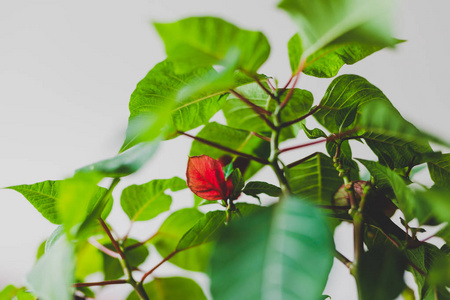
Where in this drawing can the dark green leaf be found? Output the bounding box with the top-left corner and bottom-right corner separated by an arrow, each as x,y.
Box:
120,177 -> 186,222
286,152 -> 343,205
27,237 -> 75,300
278,0 -> 396,59
127,277 -> 207,300
176,203 -> 262,251
358,246 -> 406,300
230,168 -> 245,200
152,208 -> 210,272
103,238 -> 149,281
210,196 -> 334,300
302,122 -> 327,139
189,122 -> 270,179
242,181 -> 281,200
223,163 -> 234,179
428,153 -> 450,187
335,102 -> 359,131
77,141 -> 159,177
154,17 -> 270,73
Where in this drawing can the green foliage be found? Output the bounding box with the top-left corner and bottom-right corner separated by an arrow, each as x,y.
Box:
242,181 -> 282,200
286,152 -> 343,204
120,177 -> 186,222
127,277 -> 207,300
154,17 -> 270,73
428,153 -> 450,187
209,196 -> 334,300
152,208 -> 211,272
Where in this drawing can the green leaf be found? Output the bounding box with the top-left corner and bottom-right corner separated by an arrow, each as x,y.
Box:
152,208 -> 210,272
326,140 -> 360,180
358,101 -> 442,168
428,153 -> 450,187
7,180 -> 62,224
189,122 -> 270,179
286,153 -> 343,205
335,101 -> 359,132
414,187 -> 450,224
120,177 -> 186,222
103,238 -> 149,281
45,225 -> 65,253
27,236 -> 75,300
77,141 -> 159,177
209,196 -> 334,300
222,84 -> 313,139
0,285 -> 21,299
242,181 -> 281,200
154,17 -> 270,73
288,33 -> 404,77
278,0 -> 396,60
127,277 -> 207,300
14,290 -> 36,300
176,203 -> 262,251
357,246 -> 406,300
302,122 -> 327,139
74,241 -> 103,281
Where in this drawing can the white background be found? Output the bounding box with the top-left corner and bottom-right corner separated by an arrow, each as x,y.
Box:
1,0 -> 449,299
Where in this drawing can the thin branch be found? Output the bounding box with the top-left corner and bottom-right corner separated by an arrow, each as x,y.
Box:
141,251 -> 178,283
334,250 -> 353,270
178,131 -> 269,165
286,152 -> 319,168
267,79 -> 276,92
280,105 -> 321,128
279,59 -> 306,109
88,237 -> 119,258
229,89 -> 271,116
253,76 -> 276,99
99,218 -> 127,261
126,232 -> 158,251
74,280 -> 127,288
251,131 -> 271,142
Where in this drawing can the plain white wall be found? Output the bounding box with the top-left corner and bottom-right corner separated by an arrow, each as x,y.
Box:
1,0 -> 449,299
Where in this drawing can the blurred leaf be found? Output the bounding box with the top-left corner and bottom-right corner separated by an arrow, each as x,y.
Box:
14,290 -> 36,300
177,203 -> 262,251
36,241 -> 46,261
428,153 -> 450,187
27,236 -> 75,300
278,0 -> 397,60
77,141 -> 159,177
0,285 -> 21,299
152,208 -> 210,272
74,241 -> 103,281
121,177 -> 186,222
45,225 -> 65,253
357,246 -> 406,300
210,196 -> 334,300
242,181 -> 281,200
286,152 -> 343,205
154,17 -> 270,73
127,277 -> 207,300
189,122 -> 270,179
103,238 -> 149,281
288,33 -> 403,77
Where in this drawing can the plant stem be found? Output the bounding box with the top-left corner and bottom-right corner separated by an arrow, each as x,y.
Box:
279,59 -> 305,109
178,131 -> 269,165
99,218 -> 149,300
230,89 -> 272,116
74,280 -> 128,288
88,237 -> 119,258
125,232 -> 158,251
141,250 -> 179,283
252,75 -> 276,99
280,105 -> 321,128
334,250 -> 353,270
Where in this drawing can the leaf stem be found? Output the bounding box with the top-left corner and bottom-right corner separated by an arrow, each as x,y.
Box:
178,131 -> 269,165
280,105 -> 321,128
279,59 -> 306,110
334,250 -> 353,270
141,250 -> 179,283
74,280 -> 128,288
125,232 -> 158,251
252,75 -> 276,99
88,237 -> 119,258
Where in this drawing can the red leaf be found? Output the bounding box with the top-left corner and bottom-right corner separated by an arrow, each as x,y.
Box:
187,155 -> 229,201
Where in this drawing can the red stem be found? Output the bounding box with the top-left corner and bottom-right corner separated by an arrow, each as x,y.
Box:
141,251 -> 178,283
74,280 -> 127,288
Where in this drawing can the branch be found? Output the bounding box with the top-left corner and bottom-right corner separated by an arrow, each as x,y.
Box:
178,131 -> 269,165
74,280 -> 127,288
141,250 -> 178,283
125,232 -> 158,251
251,131 -> 271,142
279,59 -> 306,109
99,218 -> 127,261
334,250 -> 353,270
88,237 -> 119,258
280,105 -> 321,128
252,76 -> 276,99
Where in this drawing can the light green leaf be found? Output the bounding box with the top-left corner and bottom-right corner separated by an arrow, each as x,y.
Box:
189,122 -> 270,179
223,84 -> 313,139
127,277 -> 207,300
428,153 -> 450,187
242,181 -> 281,200
286,153 -> 344,205
45,225 -> 65,253
154,17 -> 270,73
14,290 -> 36,300
27,236 -> 75,300
77,141 -> 159,177
120,177 -> 186,222
0,285 -> 21,299
74,241 -> 103,281
278,0 -> 396,60
357,246 -> 406,300
176,203 -> 262,251
210,196 -> 334,300
288,33 -> 403,77
152,208 -> 210,272
7,181 -> 61,224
